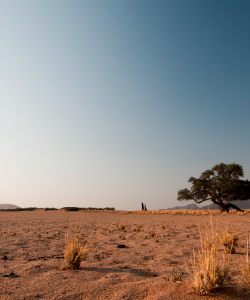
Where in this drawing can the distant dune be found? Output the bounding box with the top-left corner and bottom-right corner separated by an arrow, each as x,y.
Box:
0,204 -> 21,210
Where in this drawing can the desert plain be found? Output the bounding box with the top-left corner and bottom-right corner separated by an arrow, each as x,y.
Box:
1,209 -> 250,300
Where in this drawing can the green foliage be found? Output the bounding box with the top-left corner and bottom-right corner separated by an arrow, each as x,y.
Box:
178,163 -> 250,212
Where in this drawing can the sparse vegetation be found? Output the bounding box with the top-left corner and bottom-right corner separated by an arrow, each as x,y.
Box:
64,221 -> 101,269
150,231 -> 156,238
118,223 -> 125,231
165,266 -> 182,282
191,216 -> 230,294
137,224 -> 142,231
217,226 -> 239,254
240,240 -> 250,288
108,223 -> 113,233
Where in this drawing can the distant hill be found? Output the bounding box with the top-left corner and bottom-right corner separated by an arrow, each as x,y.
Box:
168,201 -> 250,210
0,204 -> 21,210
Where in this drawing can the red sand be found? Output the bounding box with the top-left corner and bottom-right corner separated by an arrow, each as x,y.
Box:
0,210 -> 249,299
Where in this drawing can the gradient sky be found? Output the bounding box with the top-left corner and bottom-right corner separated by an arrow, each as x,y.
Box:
1,1 -> 250,210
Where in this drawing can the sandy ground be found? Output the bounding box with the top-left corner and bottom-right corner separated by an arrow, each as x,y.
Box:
0,210 -> 250,299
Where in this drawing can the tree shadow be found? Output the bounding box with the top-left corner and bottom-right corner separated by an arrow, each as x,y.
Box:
81,266 -> 158,278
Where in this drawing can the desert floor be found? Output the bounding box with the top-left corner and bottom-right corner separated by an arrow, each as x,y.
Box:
0,210 -> 250,300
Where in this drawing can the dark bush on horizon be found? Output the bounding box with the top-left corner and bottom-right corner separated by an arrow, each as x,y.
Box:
63,207 -> 115,211
44,207 -> 58,211
63,207 -> 81,211
0,207 -> 39,212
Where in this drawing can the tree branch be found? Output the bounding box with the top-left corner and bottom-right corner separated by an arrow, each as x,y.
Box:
193,197 -> 212,204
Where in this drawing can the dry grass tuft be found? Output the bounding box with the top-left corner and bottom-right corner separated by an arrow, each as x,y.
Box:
217,224 -> 239,254
191,215 -> 230,295
137,224 -> 142,231
64,221 -> 101,269
118,223 -> 125,231
150,231 -> 156,238
239,239 -> 250,288
165,266 -> 182,282
108,223 -> 113,233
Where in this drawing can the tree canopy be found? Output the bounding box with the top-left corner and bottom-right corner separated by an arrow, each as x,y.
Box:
177,163 -> 250,212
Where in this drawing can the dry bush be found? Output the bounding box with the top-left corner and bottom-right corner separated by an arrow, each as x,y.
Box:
165,266 -> 182,282
64,221 -> 101,269
217,225 -> 239,254
150,231 -> 156,238
137,224 -> 142,231
191,216 -> 230,295
118,223 -> 125,231
108,223 -> 113,233
237,211 -> 248,216
239,239 -> 250,288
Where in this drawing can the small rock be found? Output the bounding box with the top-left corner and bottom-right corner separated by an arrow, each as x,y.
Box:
117,244 -> 127,248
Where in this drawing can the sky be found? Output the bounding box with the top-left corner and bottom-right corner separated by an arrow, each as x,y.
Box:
1,1 -> 250,210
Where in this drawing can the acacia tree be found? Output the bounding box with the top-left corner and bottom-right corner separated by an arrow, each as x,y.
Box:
177,163 -> 250,212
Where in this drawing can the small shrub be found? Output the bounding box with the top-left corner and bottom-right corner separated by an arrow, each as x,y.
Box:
118,223 -> 125,231
64,222 -> 101,269
165,266 -> 182,282
240,239 -> 250,288
108,223 -> 113,233
137,224 -> 142,231
191,216 -> 230,294
150,231 -> 155,238
217,226 -> 239,254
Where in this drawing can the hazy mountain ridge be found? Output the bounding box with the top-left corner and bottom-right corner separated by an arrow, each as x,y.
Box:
0,204 -> 21,210
168,201 -> 250,210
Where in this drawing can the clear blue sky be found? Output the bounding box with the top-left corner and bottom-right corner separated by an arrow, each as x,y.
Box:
1,1 -> 249,210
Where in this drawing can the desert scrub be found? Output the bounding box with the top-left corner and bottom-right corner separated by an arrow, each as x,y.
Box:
239,240 -> 250,288
217,225 -> 239,254
191,216 -> 230,295
108,223 -> 113,233
137,224 -> 142,231
64,222 -> 101,269
150,231 -> 156,238
165,266 -> 182,282
118,223 -> 125,231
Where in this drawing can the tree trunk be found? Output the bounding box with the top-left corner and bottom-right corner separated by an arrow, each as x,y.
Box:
212,198 -> 243,213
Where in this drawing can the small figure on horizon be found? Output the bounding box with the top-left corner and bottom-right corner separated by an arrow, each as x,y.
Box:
141,202 -> 147,211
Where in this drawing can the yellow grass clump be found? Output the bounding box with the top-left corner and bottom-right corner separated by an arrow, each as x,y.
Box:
240,239 -> 250,288
191,215 -> 230,295
217,225 -> 239,254
64,221 -> 101,269
118,223 -> 125,231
